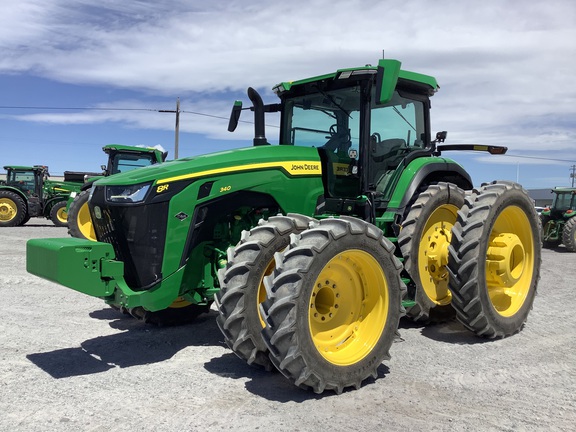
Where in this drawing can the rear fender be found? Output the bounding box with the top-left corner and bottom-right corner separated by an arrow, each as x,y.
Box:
386,159 -> 472,214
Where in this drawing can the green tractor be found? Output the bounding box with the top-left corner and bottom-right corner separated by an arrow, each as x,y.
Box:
27,58 -> 541,394
0,165 -> 85,227
66,144 -> 167,240
541,187 -> 576,251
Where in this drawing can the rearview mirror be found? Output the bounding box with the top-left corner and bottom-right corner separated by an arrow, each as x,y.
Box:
228,100 -> 243,132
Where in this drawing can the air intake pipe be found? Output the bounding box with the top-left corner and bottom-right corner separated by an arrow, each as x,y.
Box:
247,87 -> 268,146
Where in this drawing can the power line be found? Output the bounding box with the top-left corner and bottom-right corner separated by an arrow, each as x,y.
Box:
0,104 -> 278,127
503,153 -> 576,163
0,105 -> 570,159
0,105 -> 157,112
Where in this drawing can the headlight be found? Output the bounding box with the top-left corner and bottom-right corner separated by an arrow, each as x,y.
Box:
105,182 -> 152,203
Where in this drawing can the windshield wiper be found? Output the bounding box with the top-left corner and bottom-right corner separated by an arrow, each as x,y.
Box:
393,106 -> 416,131
313,85 -> 351,118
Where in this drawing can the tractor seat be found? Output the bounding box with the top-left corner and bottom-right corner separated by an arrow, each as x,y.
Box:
369,138 -> 406,192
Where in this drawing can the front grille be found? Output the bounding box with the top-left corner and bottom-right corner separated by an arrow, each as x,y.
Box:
90,186 -> 168,290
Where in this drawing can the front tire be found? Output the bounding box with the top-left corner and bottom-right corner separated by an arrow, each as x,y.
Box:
50,201 -> 68,227
448,181 -> 541,338
261,217 -> 405,394
0,190 -> 26,227
215,214 -> 316,371
562,217 -> 576,252
398,182 -> 465,322
67,190 -> 96,240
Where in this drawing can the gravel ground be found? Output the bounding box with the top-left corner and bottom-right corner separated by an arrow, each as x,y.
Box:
1,219 -> 575,432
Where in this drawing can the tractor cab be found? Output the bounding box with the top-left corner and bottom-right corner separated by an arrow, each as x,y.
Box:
549,188 -> 576,216
103,144 -> 168,176
4,165 -> 48,199
274,65 -> 434,214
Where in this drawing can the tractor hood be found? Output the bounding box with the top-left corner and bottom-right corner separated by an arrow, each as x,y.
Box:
92,145 -> 323,188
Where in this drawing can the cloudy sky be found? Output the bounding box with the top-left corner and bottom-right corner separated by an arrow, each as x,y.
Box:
1,0 -> 575,189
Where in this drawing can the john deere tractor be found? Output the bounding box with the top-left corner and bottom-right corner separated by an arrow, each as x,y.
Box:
541,187 -> 576,251
66,144 -> 167,240
0,165 -> 84,227
27,58 -> 541,394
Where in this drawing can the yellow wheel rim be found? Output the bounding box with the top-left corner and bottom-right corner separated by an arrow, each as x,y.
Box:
257,258 -> 276,328
485,205 -> 535,317
77,201 -> 97,241
309,250 -> 389,366
56,206 -> 68,223
0,198 -> 18,222
417,204 -> 459,306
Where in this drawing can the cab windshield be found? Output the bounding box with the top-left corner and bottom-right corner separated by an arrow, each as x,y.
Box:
553,192 -> 576,211
111,153 -> 156,175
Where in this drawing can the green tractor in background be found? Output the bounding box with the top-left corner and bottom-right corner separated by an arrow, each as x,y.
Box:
66,144 -> 167,240
27,58 -> 541,394
0,165 -> 85,227
541,187 -> 576,251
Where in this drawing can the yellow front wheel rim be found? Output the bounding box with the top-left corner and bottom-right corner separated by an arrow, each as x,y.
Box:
309,250 -> 389,366
56,206 -> 67,223
77,201 -> 96,241
486,205 -> 535,317
0,198 -> 18,222
257,258 -> 276,328
417,204 -> 459,306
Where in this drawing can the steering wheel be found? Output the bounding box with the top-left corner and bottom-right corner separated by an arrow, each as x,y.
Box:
328,124 -> 338,137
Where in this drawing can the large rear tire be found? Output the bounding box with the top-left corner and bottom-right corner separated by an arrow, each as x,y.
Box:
398,182 -> 465,322
0,190 -> 26,227
215,214 -> 316,371
67,190 -> 96,240
50,201 -> 68,227
562,217 -> 576,252
261,217 -> 405,394
448,181 -> 541,338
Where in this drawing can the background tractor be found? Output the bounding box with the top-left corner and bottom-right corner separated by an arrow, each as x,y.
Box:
0,165 -> 85,227
66,144 -> 167,240
27,58 -> 541,394
540,187 -> 576,251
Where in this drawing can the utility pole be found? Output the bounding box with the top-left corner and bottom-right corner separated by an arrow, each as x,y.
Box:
159,98 -> 181,159
570,164 -> 576,187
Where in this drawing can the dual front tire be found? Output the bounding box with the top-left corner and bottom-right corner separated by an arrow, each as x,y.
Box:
217,215 -> 405,394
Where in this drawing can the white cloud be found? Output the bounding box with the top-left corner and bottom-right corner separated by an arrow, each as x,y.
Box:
1,0 -> 575,168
